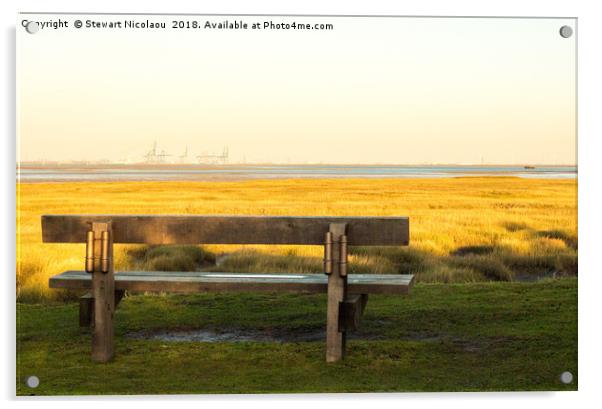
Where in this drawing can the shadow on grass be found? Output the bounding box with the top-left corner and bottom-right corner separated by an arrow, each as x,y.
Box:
451,245 -> 495,256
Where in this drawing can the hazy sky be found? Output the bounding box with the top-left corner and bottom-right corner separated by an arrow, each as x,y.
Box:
17,15 -> 576,164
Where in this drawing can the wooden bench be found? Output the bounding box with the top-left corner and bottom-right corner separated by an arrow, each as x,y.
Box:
43,215 -> 412,363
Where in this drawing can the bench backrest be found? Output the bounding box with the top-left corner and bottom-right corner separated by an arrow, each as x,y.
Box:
41,215 -> 409,246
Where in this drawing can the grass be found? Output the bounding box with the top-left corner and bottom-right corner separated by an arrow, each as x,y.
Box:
15,177 -> 578,393
17,177 -> 577,302
16,278 -> 577,394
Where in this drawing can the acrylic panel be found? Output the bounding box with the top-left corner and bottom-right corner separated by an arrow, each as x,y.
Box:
16,14 -> 577,395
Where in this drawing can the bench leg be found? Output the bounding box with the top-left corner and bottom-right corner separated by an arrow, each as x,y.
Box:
91,222 -> 115,363
326,223 -> 347,362
340,294 -> 368,331
79,292 -> 94,328
115,290 -> 125,307
80,290 -> 125,328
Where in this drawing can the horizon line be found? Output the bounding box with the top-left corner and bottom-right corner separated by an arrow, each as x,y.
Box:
17,161 -> 578,167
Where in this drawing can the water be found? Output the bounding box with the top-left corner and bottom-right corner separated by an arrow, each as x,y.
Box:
17,164 -> 577,182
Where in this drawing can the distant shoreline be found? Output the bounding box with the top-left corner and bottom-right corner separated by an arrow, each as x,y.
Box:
16,164 -> 577,183
17,163 -> 577,169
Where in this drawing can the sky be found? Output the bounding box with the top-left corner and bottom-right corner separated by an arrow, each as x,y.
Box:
17,15 -> 576,165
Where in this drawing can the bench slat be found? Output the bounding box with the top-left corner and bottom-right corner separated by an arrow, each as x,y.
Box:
49,271 -> 414,295
41,215 -> 409,246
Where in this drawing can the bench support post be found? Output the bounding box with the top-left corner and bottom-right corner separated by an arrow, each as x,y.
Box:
325,223 -> 348,362
89,221 -> 115,362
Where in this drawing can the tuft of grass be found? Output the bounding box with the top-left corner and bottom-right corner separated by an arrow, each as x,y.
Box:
554,254 -> 578,276
16,246 -> 85,303
450,256 -> 514,281
214,250 -> 322,274
128,245 -> 214,272
415,265 -> 485,283
536,230 -> 578,250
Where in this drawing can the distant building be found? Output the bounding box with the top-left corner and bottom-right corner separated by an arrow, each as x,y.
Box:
144,141 -> 172,164
197,147 -> 229,165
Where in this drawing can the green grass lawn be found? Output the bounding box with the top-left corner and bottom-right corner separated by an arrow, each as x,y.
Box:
16,278 -> 577,395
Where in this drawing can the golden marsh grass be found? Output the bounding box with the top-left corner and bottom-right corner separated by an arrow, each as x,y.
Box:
16,177 -> 577,302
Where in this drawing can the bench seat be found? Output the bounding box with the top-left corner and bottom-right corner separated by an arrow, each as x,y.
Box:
50,271 -> 414,295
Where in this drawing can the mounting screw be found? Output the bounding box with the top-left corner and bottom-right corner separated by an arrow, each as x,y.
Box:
26,375 -> 39,388
559,25 -> 573,38
25,21 -> 39,34
560,371 -> 573,384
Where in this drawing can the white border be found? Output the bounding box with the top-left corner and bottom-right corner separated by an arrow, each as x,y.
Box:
3,1 -> 601,407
